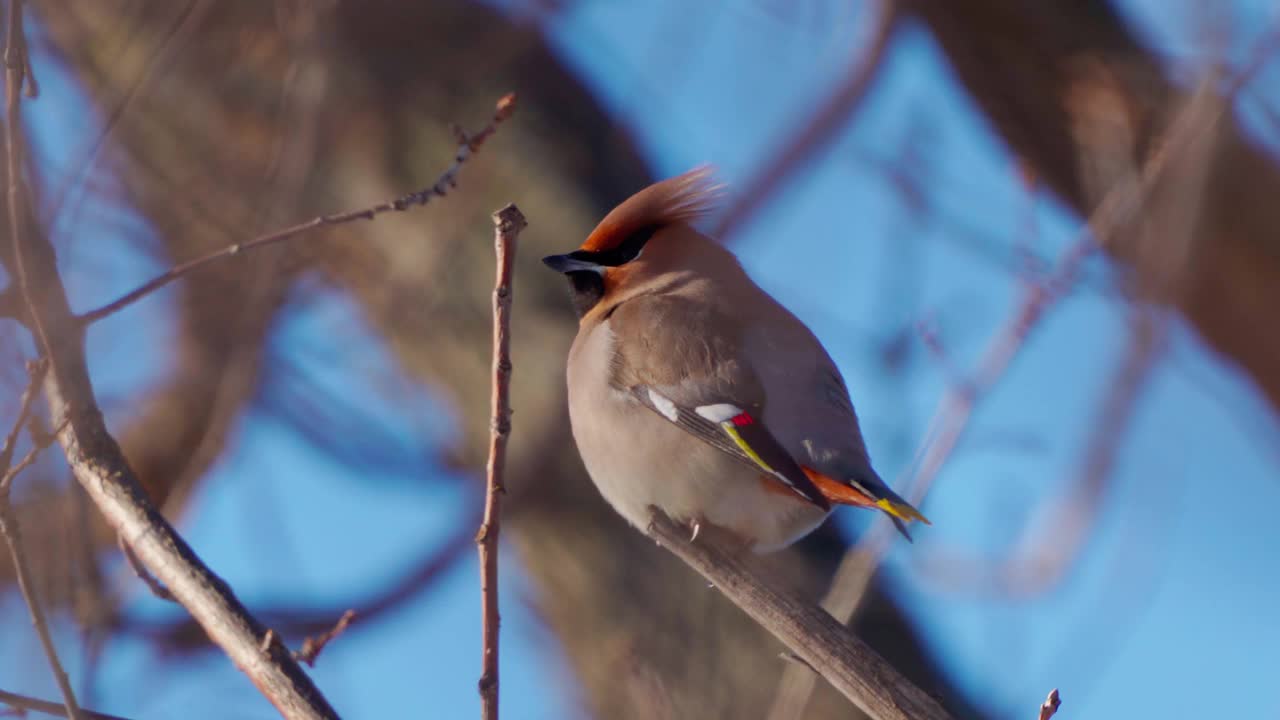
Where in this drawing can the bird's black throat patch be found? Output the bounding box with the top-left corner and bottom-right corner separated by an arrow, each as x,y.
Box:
566,271 -> 604,318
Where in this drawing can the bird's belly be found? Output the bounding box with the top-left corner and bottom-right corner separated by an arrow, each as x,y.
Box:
568,378 -> 828,552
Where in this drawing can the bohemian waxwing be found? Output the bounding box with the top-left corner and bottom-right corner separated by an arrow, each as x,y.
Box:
542,166 -> 928,552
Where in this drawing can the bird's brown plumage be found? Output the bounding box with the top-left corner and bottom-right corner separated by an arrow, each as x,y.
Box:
552,167 -> 927,550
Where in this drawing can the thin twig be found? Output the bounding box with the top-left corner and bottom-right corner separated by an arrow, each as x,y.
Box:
0,688 -> 131,720
294,610 -> 356,667
0,420 -> 80,720
44,0 -> 214,231
77,92 -> 518,326
0,358 -> 44,468
714,0 -> 897,240
909,71 -> 1223,595
915,311 -> 1165,593
116,534 -> 175,603
646,512 -> 951,720
476,204 -> 525,720
1038,688 -> 1062,720
2,3 -> 82,716
1,415 -> 83,720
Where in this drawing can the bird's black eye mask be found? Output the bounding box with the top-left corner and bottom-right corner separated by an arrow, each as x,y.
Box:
542,225 -> 657,271
542,226 -> 658,317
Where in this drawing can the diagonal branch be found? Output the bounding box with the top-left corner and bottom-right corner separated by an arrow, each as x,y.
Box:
1,11 -> 520,710
905,1 -> 1280,414
646,511 -> 952,720
77,92 -> 517,326
767,63 -> 1236,716
293,609 -> 356,668
125,506 -> 480,653
12,0 -> 536,713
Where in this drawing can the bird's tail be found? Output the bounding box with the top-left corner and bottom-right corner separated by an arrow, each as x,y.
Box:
801,466 -> 930,541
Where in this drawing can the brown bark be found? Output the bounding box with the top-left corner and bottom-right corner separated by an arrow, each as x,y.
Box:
647,513 -> 952,720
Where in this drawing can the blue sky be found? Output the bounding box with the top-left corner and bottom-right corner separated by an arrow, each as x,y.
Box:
4,2 -> 1280,719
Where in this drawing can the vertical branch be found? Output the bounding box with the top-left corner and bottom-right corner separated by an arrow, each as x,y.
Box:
476,204 -> 526,720
0,362 -> 82,720
2,2 -> 82,717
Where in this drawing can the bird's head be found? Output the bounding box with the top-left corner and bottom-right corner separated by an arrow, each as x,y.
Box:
542,166 -> 725,319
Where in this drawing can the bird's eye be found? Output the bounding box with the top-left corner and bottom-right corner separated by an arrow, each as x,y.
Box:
606,225 -> 658,266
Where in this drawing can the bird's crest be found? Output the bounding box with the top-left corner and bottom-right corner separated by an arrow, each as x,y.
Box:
581,165 -> 726,252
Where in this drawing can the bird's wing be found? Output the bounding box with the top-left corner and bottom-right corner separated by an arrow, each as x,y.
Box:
627,385 -> 828,509
607,294 -> 829,509
609,293 -> 931,538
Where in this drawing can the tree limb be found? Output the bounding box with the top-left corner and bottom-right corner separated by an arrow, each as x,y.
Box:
645,511 -> 952,720
2,3 -> 338,715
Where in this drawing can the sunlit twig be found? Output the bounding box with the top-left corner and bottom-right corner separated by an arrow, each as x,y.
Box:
77,93 -> 518,326
476,205 -> 525,720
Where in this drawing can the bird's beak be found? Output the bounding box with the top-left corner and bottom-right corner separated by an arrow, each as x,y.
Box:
542,253 -> 603,274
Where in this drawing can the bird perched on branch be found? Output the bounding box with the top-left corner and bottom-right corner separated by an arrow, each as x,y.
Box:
543,166 -> 928,552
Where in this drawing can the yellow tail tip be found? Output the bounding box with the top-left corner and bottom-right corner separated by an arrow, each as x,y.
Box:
875,498 -> 931,525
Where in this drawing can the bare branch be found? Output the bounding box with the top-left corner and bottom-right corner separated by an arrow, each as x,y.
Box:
126,507 -> 479,653
0,688 -> 130,720
907,1 -> 1280,413
294,610 -> 356,668
2,3 -> 340,714
646,511 -> 952,720
909,71 -> 1223,595
1038,688 -> 1062,720
476,204 -> 526,720
766,71 -> 1223,713
77,92 -> 518,326
764,542 -> 882,720
2,3 -> 81,716
117,534 -> 175,603
0,432 -> 82,720
0,359 -> 43,471
715,0 -> 897,240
